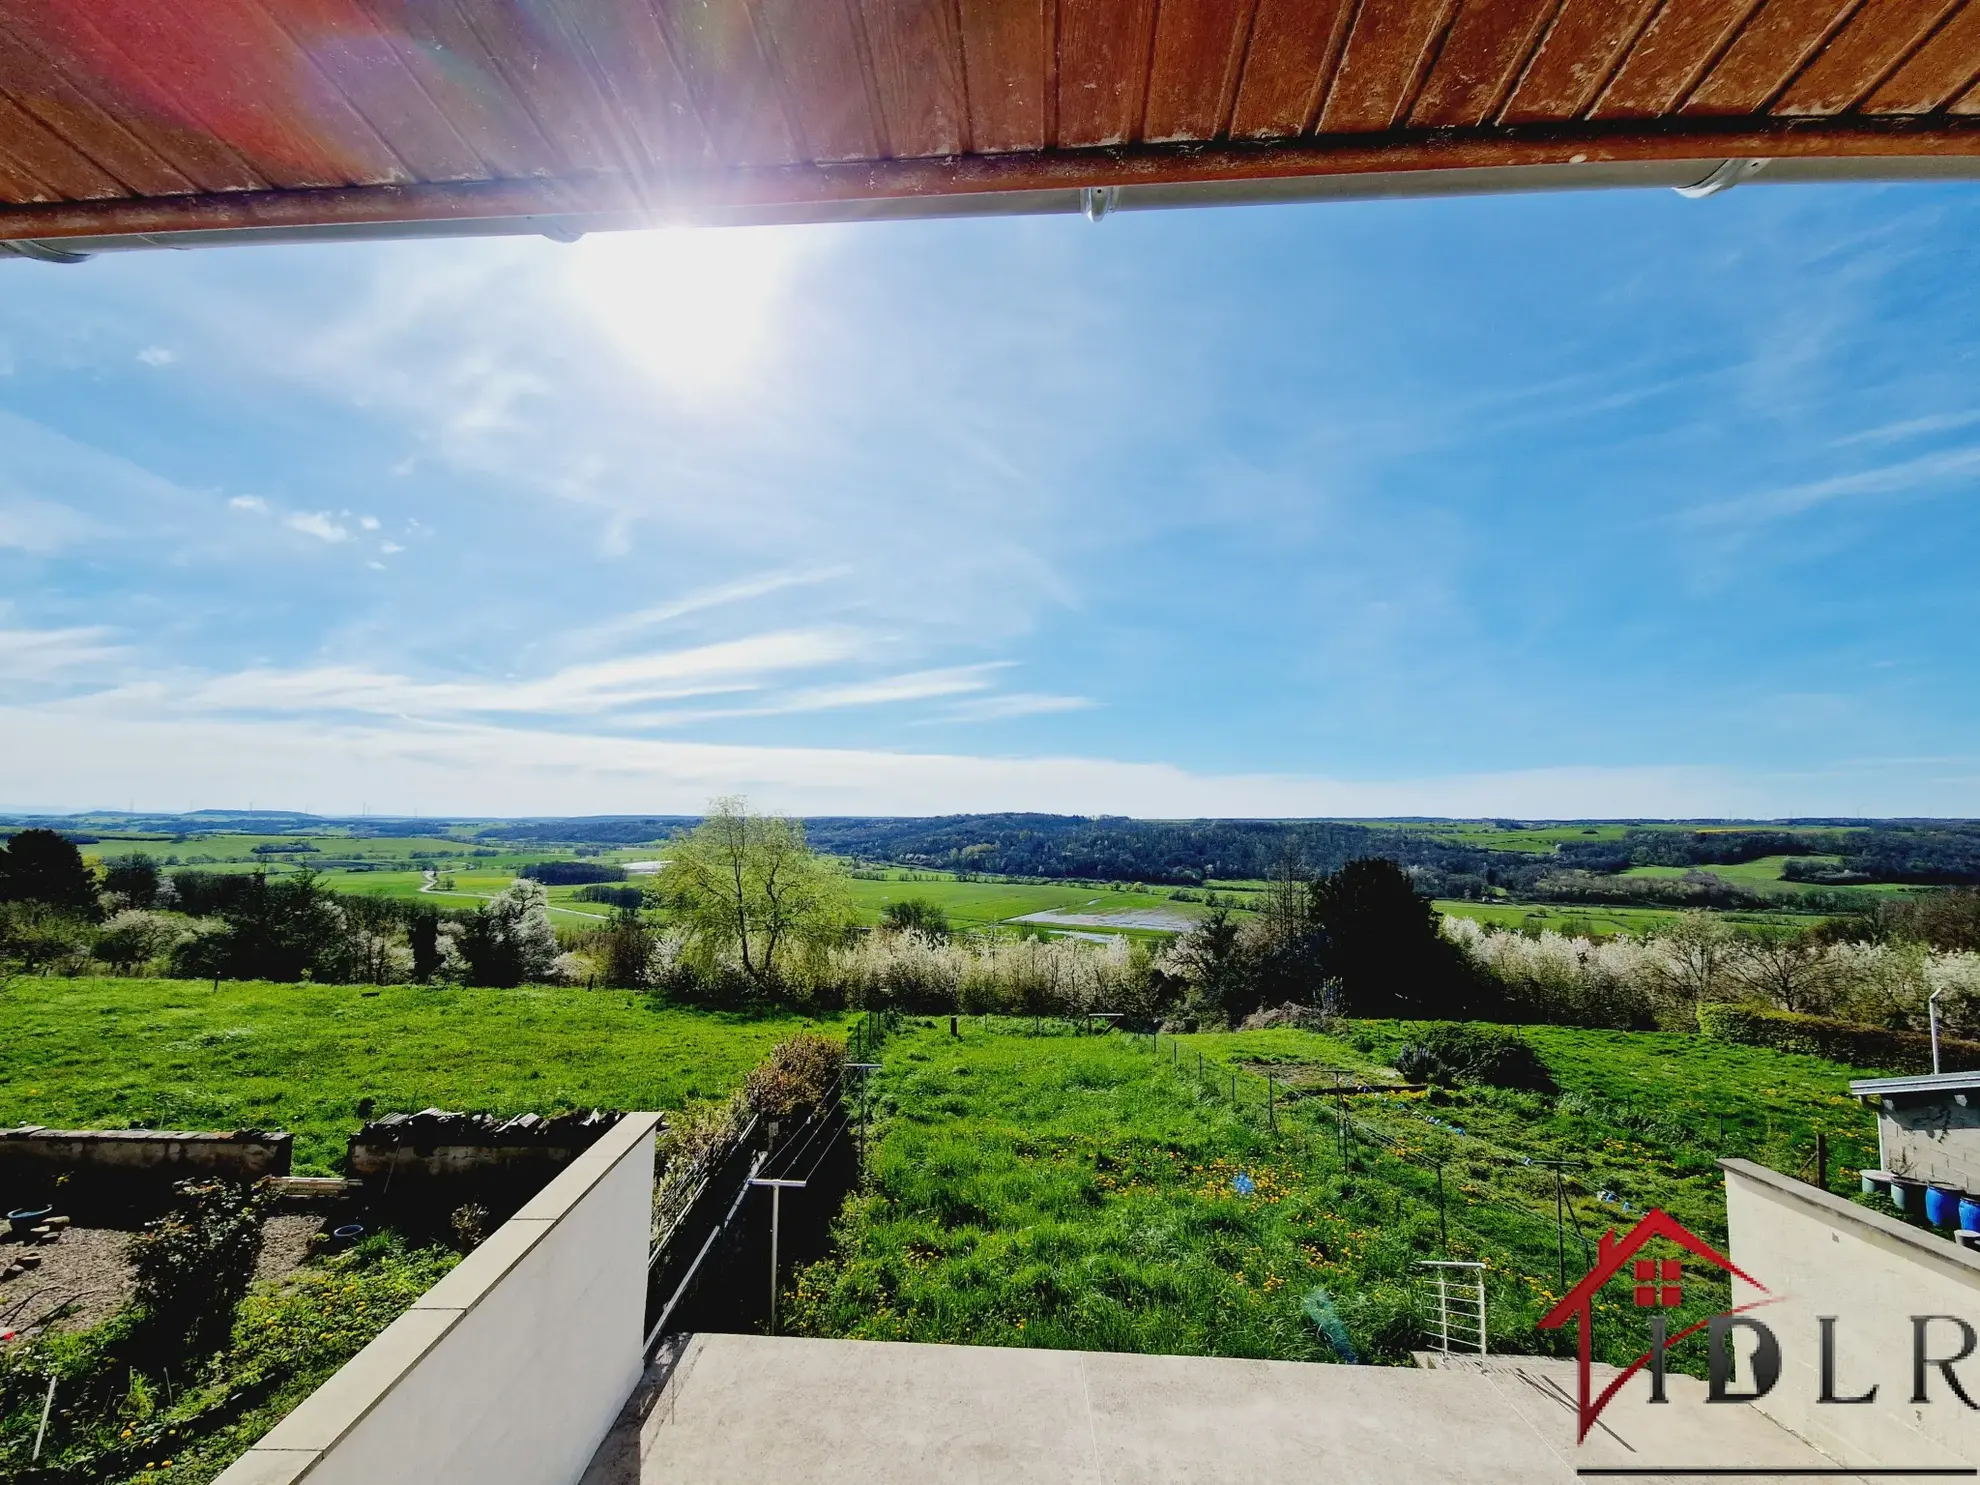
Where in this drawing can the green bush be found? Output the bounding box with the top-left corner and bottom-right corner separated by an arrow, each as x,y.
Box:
1697,1002 -> 1980,1073
129,1180 -> 269,1361
1391,1023 -> 1555,1093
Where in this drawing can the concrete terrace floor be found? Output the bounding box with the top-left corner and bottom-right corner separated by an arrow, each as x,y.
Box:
581,1334 -> 1859,1484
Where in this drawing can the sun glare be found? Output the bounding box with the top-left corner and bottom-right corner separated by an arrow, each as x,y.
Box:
563,227 -> 806,398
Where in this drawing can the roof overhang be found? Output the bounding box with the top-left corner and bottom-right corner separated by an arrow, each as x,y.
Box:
5,0 -> 1980,259
1851,1071 -> 1980,1103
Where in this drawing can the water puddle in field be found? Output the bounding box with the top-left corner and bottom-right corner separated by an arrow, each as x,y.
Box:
1007,908 -> 1197,932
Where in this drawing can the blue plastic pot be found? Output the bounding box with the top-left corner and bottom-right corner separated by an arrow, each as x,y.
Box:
1892,1178 -> 1926,1215
1926,1186 -> 1962,1228
1962,1197 -> 1980,1233
5,1206 -> 51,1239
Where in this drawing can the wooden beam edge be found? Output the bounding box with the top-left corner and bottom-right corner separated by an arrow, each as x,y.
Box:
4,117 -> 1980,241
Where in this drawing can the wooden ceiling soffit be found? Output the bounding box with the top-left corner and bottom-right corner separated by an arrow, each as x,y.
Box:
0,0 -> 1978,245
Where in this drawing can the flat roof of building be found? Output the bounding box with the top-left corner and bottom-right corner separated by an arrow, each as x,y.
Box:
582,1332 -> 1837,1483
1852,1071 -> 1980,1098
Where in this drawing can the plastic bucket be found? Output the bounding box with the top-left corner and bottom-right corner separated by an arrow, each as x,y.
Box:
1862,1169 -> 1893,1197
1961,1197 -> 1980,1233
1927,1186 -> 1962,1228
1892,1178 -> 1926,1215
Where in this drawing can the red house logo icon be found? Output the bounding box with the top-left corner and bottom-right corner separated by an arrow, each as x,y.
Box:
1537,1208 -> 1771,1442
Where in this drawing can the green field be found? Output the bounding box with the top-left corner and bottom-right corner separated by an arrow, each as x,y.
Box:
1431,898 -> 1822,936
0,977 -> 846,1171
792,1018 -> 1876,1368
838,868 -> 1207,933
1621,854 -> 1920,899
315,868 -> 615,924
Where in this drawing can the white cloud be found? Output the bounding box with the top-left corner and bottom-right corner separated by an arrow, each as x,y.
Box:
0,498 -> 98,553
154,627 -> 870,721
136,346 -> 176,367
935,692 -> 1098,723
359,515 -> 380,531
1685,443 -> 1980,529
284,510 -> 351,543
6,699 -> 1974,818
379,540 -> 404,554
566,566 -> 854,653
229,495 -> 268,513
0,626 -> 126,682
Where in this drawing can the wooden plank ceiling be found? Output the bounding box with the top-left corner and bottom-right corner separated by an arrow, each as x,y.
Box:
1,0 -> 1979,243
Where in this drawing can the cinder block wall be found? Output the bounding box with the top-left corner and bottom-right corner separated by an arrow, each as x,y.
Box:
1876,1100 -> 1980,1191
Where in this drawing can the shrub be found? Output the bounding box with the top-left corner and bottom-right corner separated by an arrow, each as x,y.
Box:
128,1179 -> 269,1360
92,909 -> 183,974
1697,1002 -> 1980,1074
745,1031 -> 847,1121
1390,1023 -> 1555,1093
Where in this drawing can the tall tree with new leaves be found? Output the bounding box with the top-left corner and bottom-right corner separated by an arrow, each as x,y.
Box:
659,797 -> 847,989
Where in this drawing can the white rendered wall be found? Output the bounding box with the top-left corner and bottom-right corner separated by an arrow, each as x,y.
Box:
215,1112 -> 658,1485
1724,1158 -> 1980,1469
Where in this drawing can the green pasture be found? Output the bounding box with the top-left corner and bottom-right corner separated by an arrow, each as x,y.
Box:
0,977 -> 845,1172
1622,855 -> 1918,898
793,1017 -> 1876,1369
314,868 -> 611,923
1433,898 -> 1822,937
839,871 -> 1206,933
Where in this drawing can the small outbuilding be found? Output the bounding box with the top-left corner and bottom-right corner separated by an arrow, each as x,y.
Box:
1852,1072 -> 1980,1192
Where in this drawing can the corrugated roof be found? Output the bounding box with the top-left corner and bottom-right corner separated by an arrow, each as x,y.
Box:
3,0 -> 1980,254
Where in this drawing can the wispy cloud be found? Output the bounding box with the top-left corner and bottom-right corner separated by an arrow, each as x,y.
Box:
1683,443 -> 1980,529
284,511 -> 352,543
159,627 -> 872,721
229,495 -> 268,513
0,498 -> 99,554
933,692 -> 1097,723
0,626 -> 127,682
1830,410 -> 1980,448
564,566 -> 855,653
136,346 -> 176,367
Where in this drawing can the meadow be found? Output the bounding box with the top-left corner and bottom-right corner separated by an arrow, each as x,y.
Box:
838,869 -> 1206,933
1621,854 -> 1920,899
0,977 -> 846,1171
790,1018 -> 1877,1369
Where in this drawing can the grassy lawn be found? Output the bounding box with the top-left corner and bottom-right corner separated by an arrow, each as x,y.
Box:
0,977 -> 847,1172
792,1018 -> 1879,1369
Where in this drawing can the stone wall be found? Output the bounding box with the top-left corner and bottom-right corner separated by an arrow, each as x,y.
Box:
0,1126 -> 291,1210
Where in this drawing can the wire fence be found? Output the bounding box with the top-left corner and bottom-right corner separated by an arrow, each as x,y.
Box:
1116,1024 -> 1875,1330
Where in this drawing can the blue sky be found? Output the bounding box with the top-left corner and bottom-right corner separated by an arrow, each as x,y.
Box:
4,178 -> 1979,818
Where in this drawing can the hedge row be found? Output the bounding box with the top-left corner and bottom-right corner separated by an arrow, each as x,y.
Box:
1697,1002 -> 1980,1074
